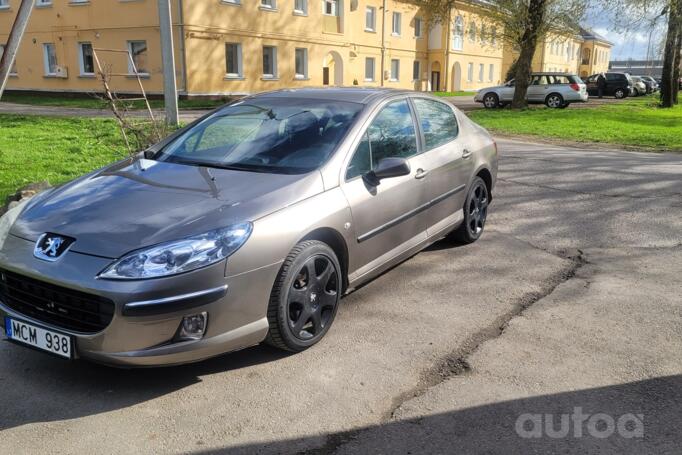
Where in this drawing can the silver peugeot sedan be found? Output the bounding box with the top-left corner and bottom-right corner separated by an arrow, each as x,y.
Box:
475,72 -> 588,109
0,88 -> 497,366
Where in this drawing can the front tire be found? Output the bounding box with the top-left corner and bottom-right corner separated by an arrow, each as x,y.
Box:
451,176 -> 489,244
482,93 -> 500,109
614,88 -> 626,99
266,240 -> 342,352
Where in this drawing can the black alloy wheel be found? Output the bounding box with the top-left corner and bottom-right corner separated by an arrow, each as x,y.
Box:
266,241 -> 342,352
452,176 -> 489,244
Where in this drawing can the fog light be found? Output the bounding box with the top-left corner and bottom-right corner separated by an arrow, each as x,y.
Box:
177,312 -> 207,341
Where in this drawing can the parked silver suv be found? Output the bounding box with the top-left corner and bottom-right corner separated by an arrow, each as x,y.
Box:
475,72 -> 588,109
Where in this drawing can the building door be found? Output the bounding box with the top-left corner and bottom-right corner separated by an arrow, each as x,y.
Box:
431,71 -> 440,91
323,67 -> 330,85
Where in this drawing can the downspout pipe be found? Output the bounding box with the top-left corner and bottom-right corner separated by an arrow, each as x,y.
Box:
380,0 -> 386,86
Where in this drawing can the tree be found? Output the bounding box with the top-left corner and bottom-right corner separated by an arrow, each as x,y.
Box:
661,0 -> 682,107
601,0 -> 679,107
410,0 -> 587,109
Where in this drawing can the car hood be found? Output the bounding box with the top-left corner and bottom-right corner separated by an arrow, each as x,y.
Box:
11,158 -> 324,258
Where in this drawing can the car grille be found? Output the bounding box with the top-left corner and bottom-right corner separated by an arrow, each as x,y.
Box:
0,269 -> 115,333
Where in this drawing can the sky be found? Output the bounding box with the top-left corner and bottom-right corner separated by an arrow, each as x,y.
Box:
585,10 -> 666,61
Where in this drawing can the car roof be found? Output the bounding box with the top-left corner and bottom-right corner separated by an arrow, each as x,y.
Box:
242,87 -> 414,104
531,72 -> 578,76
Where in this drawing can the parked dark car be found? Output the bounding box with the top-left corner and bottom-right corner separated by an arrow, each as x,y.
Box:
585,73 -> 633,99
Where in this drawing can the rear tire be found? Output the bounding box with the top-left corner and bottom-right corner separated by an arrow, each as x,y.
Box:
545,93 -> 564,109
451,177 -> 489,244
265,241 -> 342,352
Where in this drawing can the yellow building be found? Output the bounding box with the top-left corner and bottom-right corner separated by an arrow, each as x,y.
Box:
427,4 -> 505,92
501,28 -> 612,81
0,0 -> 503,96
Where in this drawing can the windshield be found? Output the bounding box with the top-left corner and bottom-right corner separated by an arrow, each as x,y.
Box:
156,98 -> 364,174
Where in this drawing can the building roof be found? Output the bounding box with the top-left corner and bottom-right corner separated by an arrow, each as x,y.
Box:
579,27 -> 614,46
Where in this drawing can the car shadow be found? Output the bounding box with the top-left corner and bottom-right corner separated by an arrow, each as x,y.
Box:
0,342 -> 290,431
194,374 -> 682,454
0,232 -> 473,433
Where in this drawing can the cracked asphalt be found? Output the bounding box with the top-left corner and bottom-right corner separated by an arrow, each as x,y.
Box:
1,139 -> 681,454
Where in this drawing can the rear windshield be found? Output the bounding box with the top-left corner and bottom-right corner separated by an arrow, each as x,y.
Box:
156,98 -> 364,174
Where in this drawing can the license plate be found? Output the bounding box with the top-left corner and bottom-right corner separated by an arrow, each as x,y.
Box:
4,317 -> 73,359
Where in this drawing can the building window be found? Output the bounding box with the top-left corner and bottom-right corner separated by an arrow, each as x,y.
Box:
0,0 -> 8,9
468,21 -> 476,42
478,63 -> 484,82
225,43 -> 243,78
42,43 -> 58,76
414,17 -> 422,38
0,44 -> 17,74
294,0 -> 307,14
467,62 -> 473,82
452,15 -> 463,51
127,40 -> 148,75
480,23 -> 487,44
412,60 -> 420,81
365,6 -> 375,31
364,57 -> 375,81
390,59 -> 399,81
323,0 -> 337,16
392,12 -> 401,36
222,0 -> 241,4
36,0 -> 52,6
263,45 -> 277,78
78,42 -> 94,76
261,0 -> 276,9
295,48 -> 308,79
488,63 -> 494,82
491,26 -> 497,46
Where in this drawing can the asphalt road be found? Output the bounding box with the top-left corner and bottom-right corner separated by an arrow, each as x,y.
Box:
1,139 -> 681,454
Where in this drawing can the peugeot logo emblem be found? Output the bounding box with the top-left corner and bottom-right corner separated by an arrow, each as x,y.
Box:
34,233 -> 75,262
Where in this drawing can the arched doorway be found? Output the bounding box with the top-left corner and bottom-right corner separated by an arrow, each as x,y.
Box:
452,62 -> 462,92
323,51 -> 343,86
430,61 -> 441,91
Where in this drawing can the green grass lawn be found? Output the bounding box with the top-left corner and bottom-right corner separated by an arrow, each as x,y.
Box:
468,96 -> 682,152
0,93 -> 228,110
433,91 -> 477,97
0,115 -> 127,202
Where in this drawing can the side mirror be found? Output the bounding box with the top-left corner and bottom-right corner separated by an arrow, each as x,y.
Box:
362,157 -> 411,187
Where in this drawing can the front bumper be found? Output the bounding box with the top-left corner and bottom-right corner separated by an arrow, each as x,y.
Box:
0,234 -> 279,366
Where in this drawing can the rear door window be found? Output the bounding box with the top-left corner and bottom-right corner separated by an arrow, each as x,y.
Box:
412,98 -> 459,151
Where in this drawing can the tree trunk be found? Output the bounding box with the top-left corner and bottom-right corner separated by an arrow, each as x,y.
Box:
661,0 -> 681,108
511,0 -> 548,109
673,30 -> 681,105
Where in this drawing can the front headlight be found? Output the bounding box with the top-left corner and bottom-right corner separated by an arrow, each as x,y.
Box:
99,223 -> 252,280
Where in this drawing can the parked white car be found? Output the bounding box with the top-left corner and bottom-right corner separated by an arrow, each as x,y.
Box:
474,72 -> 589,109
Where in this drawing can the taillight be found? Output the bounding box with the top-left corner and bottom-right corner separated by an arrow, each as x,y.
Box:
570,83 -> 580,92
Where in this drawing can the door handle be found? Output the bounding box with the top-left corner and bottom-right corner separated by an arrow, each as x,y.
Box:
415,168 -> 429,179
462,149 -> 473,159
